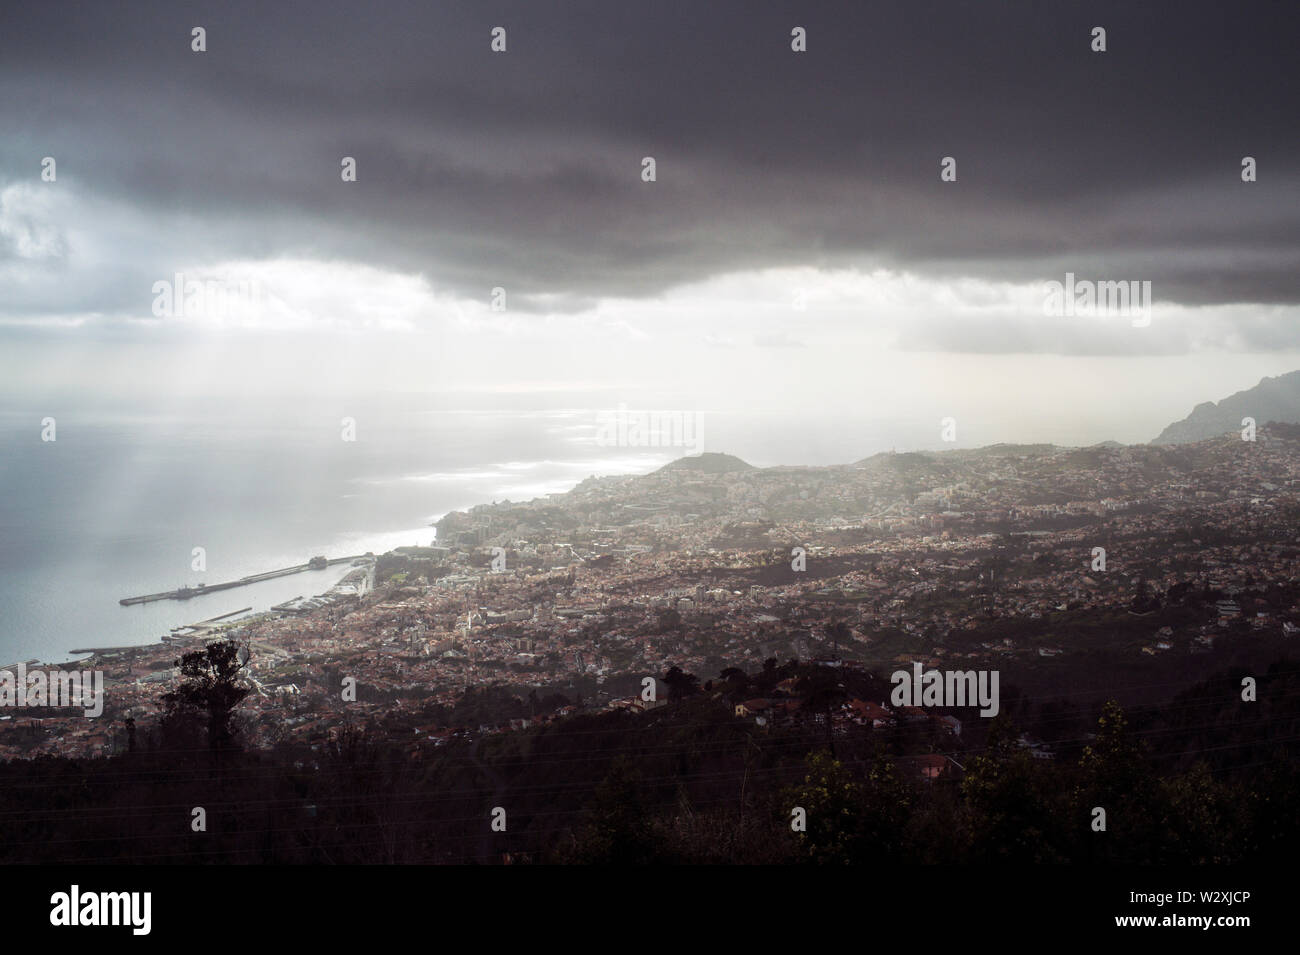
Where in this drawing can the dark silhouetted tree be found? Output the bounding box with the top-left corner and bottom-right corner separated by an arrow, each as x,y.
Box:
158,640 -> 249,757
797,668 -> 846,755
662,666 -> 700,704
961,713 -> 1067,863
570,759 -> 658,864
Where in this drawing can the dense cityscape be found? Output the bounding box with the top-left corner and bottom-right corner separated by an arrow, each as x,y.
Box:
10,423 -> 1299,771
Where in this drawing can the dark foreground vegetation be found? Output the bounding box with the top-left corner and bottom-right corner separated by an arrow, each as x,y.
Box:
1,643 -> 1297,864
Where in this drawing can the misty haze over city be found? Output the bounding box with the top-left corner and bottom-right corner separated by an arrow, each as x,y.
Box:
0,0 -> 1296,918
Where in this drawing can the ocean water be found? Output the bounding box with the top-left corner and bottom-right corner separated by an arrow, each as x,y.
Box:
0,395 -> 952,664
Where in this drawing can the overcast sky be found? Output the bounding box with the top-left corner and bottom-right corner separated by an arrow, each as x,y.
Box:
2,0 -> 1298,449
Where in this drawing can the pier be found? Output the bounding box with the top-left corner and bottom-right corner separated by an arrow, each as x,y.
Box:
172,606 -> 253,628
162,606 -> 257,643
72,607 -> 258,655
118,556 -> 366,606
68,645 -> 151,656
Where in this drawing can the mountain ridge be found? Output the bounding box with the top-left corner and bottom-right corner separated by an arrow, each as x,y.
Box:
1152,371 -> 1300,444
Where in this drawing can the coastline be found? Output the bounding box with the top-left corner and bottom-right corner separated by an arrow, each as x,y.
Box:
55,558 -> 377,672
29,539 -> 406,670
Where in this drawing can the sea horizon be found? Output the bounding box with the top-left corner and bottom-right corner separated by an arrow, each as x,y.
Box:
1,394 -> 1156,666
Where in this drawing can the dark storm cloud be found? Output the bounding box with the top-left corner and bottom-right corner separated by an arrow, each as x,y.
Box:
0,0 -> 1297,329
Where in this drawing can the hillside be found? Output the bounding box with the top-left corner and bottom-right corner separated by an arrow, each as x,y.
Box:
655,452 -> 754,473
1153,370 -> 1300,444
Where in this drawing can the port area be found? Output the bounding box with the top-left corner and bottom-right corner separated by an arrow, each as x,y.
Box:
64,557 -> 378,665
271,558 -> 376,614
118,555 -> 365,606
